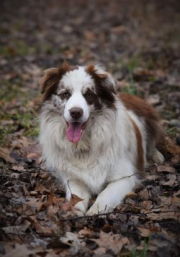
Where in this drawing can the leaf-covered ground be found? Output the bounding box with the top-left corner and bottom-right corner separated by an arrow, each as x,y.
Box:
0,0 -> 180,256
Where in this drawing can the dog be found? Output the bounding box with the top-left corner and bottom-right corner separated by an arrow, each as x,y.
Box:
39,61 -> 164,216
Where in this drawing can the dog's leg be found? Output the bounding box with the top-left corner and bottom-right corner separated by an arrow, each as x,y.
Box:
86,175 -> 137,216
151,149 -> 165,164
66,179 -> 90,216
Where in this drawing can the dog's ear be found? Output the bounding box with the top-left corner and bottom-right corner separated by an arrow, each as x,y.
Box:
86,65 -> 117,108
86,65 -> 117,94
40,61 -> 70,101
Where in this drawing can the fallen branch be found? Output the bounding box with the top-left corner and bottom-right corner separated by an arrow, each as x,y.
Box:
59,209 -> 179,222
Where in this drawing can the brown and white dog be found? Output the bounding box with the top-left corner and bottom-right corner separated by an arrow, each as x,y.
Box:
39,61 -> 164,215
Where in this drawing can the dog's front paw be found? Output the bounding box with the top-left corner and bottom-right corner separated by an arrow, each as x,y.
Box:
152,149 -> 165,164
73,201 -> 88,216
86,203 -> 113,216
72,208 -> 85,217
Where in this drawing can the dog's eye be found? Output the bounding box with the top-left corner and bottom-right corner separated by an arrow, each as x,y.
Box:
85,92 -> 94,100
59,91 -> 71,99
84,91 -> 94,104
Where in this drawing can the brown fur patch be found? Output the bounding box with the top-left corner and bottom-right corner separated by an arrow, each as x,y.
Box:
40,61 -> 76,102
129,115 -> 144,174
86,65 -> 116,109
120,93 -> 164,151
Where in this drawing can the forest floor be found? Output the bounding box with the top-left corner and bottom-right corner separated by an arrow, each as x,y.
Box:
0,0 -> 180,256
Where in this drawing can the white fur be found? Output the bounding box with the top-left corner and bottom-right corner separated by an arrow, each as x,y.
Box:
62,68 -> 93,124
39,66 -> 147,215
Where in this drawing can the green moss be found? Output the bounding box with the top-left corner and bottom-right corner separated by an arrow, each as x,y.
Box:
160,110 -> 176,120
122,82 -> 137,95
166,127 -> 178,138
0,124 -> 16,146
0,110 -> 39,146
0,39 -> 37,57
0,80 -> 22,101
129,238 -> 149,257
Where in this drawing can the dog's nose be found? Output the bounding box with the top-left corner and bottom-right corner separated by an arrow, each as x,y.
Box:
70,107 -> 83,120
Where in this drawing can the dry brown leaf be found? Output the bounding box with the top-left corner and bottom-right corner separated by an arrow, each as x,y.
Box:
125,192 -> 138,198
29,215 -> 55,236
35,180 -> 47,193
84,31 -> 95,41
147,94 -> 160,106
34,223 -> 54,236
60,232 -> 82,254
23,143 -> 41,163
141,200 -> 153,209
139,188 -> 149,199
60,194 -> 84,212
137,227 -> 151,237
133,68 -> 154,81
42,189 -> 54,208
172,196 -> 180,206
22,185 -> 29,196
157,165 -> 176,173
11,136 -> 32,149
0,147 -> 16,163
92,231 -> 129,255
78,227 -> 95,238
47,205 -> 59,219
146,211 -> 180,220
39,172 -> 49,179
29,191 -> 38,196
12,165 -> 25,172
23,197 -> 44,214
93,247 -> 106,255
69,194 -> 83,207
3,243 -> 37,257
160,174 -> 176,187
61,202 -> 73,212
2,221 -> 31,235
159,196 -> 172,206
162,137 -> 180,161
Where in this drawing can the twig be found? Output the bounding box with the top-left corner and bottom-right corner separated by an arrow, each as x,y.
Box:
59,209 -> 179,222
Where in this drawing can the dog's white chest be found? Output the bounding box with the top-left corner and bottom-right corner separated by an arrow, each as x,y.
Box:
60,152 -> 110,194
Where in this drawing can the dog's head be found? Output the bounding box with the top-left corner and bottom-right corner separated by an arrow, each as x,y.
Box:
40,61 -> 117,143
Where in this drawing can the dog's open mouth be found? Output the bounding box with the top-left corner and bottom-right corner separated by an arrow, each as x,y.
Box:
66,122 -> 87,143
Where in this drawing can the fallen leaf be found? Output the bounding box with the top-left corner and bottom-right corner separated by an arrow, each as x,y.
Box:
139,188 -> 149,199
137,227 -> 151,237
3,243 -> 37,257
141,200 -> 153,209
159,196 -> 172,206
11,137 -> 32,149
146,211 -> 180,220
133,68 -> 154,81
69,194 -> 83,206
23,197 -> 44,214
92,231 -> 129,255
12,165 -> 25,172
161,137 -> 180,161
35,180 -> 47,194
47,205 -> 59,219
2,221 -> 31,235
0,147 -> 16,163
172,196 -> 180,206
39,172 -> 49,179
147,94 -> 160,106
157,165 -> 176,173
22,185 -> 29,196
160,174 -> 176,187
60,232 -> 82,254
78,227 -> 95,238
34,223 -> 54,236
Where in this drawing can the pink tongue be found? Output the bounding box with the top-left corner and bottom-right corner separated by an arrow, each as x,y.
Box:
66,123 -> 83,143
